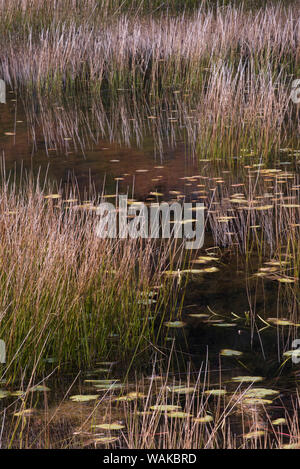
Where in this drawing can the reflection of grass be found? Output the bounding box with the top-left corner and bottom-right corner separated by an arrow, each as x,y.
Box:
0,177 -> 184,380
1,1 -> 298,159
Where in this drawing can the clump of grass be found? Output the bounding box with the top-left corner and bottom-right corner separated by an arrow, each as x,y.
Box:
0,174 -> 184,380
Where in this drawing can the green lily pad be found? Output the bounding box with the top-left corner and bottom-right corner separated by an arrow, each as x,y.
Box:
204,389 -> 227,396
30,385 -> 50,392
167,411 -> 192,419
167,385 -> 196,394
267,318 -> 294,326
14,408 -> 35,417
272,418 -> 286,425
150,404 -> 181,412
220,349 -> 243,357
188,314 -> 210,319
70,395 -> 98,402
94,383 -> 124,391
164,321 -> 186,328
11,390 -> 24,397
93,437 -> 119,444
84,379 -> 119,384
193,415 -> 213,423
243,430 -> 266,439
93,423 -> 125,430
243,388 -> 279,399
213,323 -> 236,328
242,398 -> 273,405
232,376 -> 263,383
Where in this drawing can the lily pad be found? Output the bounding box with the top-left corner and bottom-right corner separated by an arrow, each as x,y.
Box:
167,412 -> 192,419
115,392 -> 146,402
93,423 -> 125,430
243,388 -> 279,399
193,415 -> 213,423
14,409 -> 35,417
70,395 -> 98,402
164,321 -> 186,328
267,318 -> 294,326
167,385 -> 196,394
188,314 -> 209,319
242,398 -> 273,405
220,349 -> 243,357
30,385 -> 50,392
204,389 -> 227,396
232,376 -> 263,383
150,404 -> 181,412
213,323 -> 236,328
243,430 -> 266,439
93,437 -> 119,445
84,379 -> 119,384
272,418 -> 286,425
0,390 -> 10,399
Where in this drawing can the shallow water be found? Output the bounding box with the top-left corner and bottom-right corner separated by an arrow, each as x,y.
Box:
0,91 -> 299,448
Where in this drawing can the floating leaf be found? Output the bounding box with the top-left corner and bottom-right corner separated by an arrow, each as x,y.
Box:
213,323 -> 236,328
193,415 -> 213,423
93,423 -> 124,430
243,431 -> 266,439
283,350 -> 300,358
167,412 -> 192,419
30,385 -> 50,392
272,418 -> 286,425
70,395 -> 98,402
282,443 -> 300,449
267,318 -> 294,326
242,398 -> 273,405
115,392 -> 146,402
167,386 -> 196,394
93,437 -> 119,444
232,376 -> 263,383
94,383 -> 124,391
188,313 -> 209,319
220,349 -> 243,357
14,409 -> 35,417
243,388 -> 279,399
84,379 -> 119,384
204,389 -> 227,396
11,390 -> 24,397
277,278 -> 296,284
164,321 -> 186,328
150,405 -> 181,412
44,194 -> 61,199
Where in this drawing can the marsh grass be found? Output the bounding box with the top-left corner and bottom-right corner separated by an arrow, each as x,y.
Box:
0,172 -> 186,381
1,1 -> 299,159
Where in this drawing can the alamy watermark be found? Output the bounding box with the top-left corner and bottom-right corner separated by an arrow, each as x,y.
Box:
96,195 -> 204,249
290,339 -> 300,364
291,79 -> 300,104
0,340 -> 5,364
0,79 -> 5,104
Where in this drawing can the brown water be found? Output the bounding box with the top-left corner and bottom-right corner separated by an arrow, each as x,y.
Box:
0,91 -> 299,448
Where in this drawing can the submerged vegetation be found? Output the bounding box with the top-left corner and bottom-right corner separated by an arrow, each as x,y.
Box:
0,0 -> 299,451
